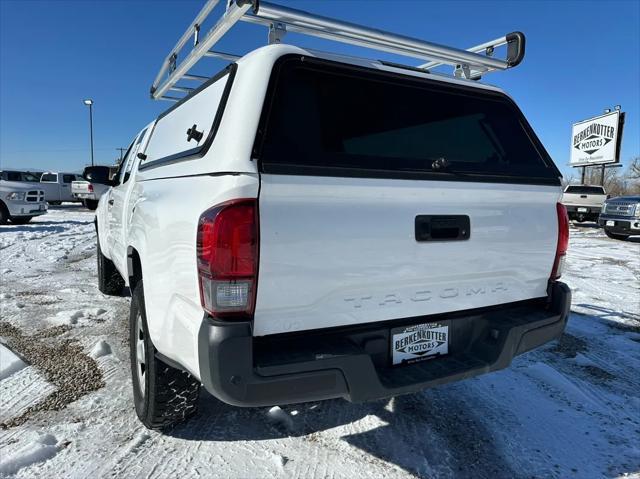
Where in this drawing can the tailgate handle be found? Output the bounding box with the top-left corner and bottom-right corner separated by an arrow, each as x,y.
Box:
415,215 -> 470,242
580,195 -> 587,198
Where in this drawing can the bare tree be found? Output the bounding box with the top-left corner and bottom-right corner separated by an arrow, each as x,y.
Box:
560,157 -> 640,196
628,156 -> 640,179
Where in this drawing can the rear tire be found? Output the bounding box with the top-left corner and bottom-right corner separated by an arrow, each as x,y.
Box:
84,200 -> 99,210
9,216 -> 33,225
604,229 -> 629,241
129,282 -> 200,430
0,203 -> 10,225
97,236 -> 125,295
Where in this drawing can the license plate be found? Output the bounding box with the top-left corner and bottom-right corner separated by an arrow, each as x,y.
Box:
606,220 -> 615,226
392,322 -> 449,365
577,207 -> 588,212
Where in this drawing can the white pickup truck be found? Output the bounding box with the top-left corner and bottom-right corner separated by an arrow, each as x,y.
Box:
561,185 -> 608,222
0,180 -> 47,224
72,166 -> 115,210
39,171 -> 84,204
96,17 -> 570,430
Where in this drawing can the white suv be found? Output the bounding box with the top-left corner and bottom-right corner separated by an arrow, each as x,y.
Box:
96,40 -> 571,429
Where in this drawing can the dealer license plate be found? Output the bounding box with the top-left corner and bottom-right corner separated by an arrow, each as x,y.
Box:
606,220 -> 615,226
577,207 -> 588,212
391,322 -> 449,365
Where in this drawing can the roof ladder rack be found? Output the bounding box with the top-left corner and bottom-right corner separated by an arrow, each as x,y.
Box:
150,0 -> 526,100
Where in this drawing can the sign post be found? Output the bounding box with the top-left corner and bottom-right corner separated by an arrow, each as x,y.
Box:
570,109 -> 625,186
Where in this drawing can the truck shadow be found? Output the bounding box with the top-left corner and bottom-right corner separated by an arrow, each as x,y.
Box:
570,221 -> 599,229
0,225 -> 65,234
168,388 -> 521,478
47,204 -> 86,210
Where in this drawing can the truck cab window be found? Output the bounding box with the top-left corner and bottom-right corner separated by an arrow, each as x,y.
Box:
114,141 -> 135,186
41,173 -> 58,183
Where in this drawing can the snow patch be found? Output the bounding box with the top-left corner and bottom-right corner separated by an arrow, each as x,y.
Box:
89,340 -> 112,359
49,310 -> 85,325
572,353 -> 597,367
525,362 -> 598,407
0,342 -> 27,381
0,433 -> 60,475
48,308 -> 106,326
270,453 -> 289,469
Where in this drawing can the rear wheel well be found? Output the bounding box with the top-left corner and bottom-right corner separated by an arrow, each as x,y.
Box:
0,201 -> 9,224
128,247 -> 143,291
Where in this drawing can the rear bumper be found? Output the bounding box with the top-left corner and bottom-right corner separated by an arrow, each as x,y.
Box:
598,214 -> 640,233
198,282 -> 571,407
73,193 -> 97,200
564,205 -> 601,215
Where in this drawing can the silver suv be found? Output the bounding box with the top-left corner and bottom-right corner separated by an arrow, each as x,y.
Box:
598,196 -> 640,240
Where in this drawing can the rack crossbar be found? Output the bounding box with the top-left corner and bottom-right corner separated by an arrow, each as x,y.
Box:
150,0 -> 526,100
242,2 -> 508,70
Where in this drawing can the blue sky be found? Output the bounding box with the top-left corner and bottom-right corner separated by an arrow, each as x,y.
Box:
1,0 -> 638,178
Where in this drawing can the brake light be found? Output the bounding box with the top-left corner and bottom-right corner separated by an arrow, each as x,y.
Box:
550,203 -> 569,280
88,184 -> 94,193
196,199 -> 259,319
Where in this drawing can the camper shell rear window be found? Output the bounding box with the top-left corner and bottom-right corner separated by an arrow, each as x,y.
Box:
564,185 -> 605,194
254,56 -> 561,185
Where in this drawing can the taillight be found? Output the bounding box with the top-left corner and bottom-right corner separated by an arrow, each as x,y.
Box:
88,184 -> 94,193
550,203 -> 569,280
196,199 -> 259,319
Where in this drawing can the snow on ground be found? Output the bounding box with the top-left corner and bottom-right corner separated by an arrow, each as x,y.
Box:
0,206 -> 639,478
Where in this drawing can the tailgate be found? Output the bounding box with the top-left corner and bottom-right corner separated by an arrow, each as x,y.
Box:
254,176 -> 559,335
251,55 -> 562,336
562,192 -> 606,207
71,181 -> 90,194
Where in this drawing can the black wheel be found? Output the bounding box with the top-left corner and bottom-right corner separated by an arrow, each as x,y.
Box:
0,203 -> 10,225
97,235 -> 125,295
9,216 -> 33,225
130,281 -> 200,430
84,200 -> 99,210
604,229 -> 629,241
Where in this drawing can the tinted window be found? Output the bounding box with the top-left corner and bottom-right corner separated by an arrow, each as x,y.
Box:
41,173 -> 57,182
62,174 -> 75,183
122,129 -> 147,184
6,171 -> 21,181
565,185 -> 605,194
116,139 -> 136,185
257,58 -> 559,183
143,68 -> 232,168
23,172 -> 42,182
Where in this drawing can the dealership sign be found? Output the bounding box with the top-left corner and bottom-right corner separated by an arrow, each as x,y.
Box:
570,111 -> 622,166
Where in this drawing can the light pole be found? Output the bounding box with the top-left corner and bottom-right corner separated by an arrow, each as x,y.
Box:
83,99 -> 94,166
